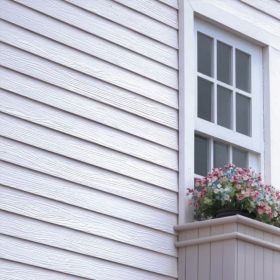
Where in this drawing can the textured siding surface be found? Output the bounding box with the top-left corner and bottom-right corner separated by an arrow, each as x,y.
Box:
240,0 -> 280,20
0,0 -> 179,279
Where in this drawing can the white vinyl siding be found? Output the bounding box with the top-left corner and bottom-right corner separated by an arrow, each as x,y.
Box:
0,0 -> 178,279
240,0 -> 280,20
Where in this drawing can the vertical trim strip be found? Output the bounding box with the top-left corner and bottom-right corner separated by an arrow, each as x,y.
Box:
263,46 -> 271,184
178,0 -> 195,224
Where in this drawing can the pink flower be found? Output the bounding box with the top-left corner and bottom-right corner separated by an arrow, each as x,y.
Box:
187,163 -> 280,226
237,194 -> 245,201
257,207 -> 265,215
194,178 -> 201,187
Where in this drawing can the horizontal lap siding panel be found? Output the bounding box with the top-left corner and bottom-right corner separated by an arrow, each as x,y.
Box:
158,0 -> 178,9
0,89 -> 178,170
0,259 -> 87,280
0,0 -> 179,278
0,67 -> 178,149
0,60 -> 178,131
114,0 -> 178,28
0,235 -> 176,280
240,0 -> 280,20
0,114 -> 178,191
0,211 -> 177,277
0,0 -> 177,88
0,138 -> 177,213
0,23 -> 178,104
0,186 -> 177,257
0,161 -> 177,233
66,0 -> 177,48
14,0 -> 178,68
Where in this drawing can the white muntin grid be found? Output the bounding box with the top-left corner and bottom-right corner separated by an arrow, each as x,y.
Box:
194,18 -> 264,175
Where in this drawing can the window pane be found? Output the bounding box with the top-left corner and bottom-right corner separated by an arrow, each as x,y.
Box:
236,94 -> 251,136
236,49 -> 251,92
197,32 -> 213,77
214,141 -> 229,168
195,135 -> 209,176
233,147 -> 248,168
217,86 -> 232,129
217,41 -> 232,85
198,77 -> 213,122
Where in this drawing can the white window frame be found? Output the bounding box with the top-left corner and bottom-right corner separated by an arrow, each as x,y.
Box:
194,19 -> 264,175
178,0 -> 280,224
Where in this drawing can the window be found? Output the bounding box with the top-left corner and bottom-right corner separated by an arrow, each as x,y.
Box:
194,19 -> 264,176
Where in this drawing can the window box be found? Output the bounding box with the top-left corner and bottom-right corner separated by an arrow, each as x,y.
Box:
175,215 -> 280,280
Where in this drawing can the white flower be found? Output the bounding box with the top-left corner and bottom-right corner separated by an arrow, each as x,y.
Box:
224,194 -> 230,201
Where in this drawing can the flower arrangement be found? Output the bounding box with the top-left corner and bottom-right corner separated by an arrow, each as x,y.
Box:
187,164 -> 280,227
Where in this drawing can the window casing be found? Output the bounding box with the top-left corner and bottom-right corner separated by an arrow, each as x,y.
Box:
194,19 -> 264,176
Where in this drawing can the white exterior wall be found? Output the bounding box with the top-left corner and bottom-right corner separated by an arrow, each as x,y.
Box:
0,0 -> 179,279
1,0 -> 280,279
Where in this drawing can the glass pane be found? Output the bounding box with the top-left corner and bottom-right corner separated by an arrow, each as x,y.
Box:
197,32 -> 213,77
195,135 -> 209,176
233,147 -> 248,168
236,49 -> 251,92
214,141 -> 229,168
236,94 -> 251,136
217,41 -> 232,85
197,77 -> 213,122
217,86 -> 232,129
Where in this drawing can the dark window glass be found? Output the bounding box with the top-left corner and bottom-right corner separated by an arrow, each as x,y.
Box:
197,32 -> 213,77
195,135 -> 209,176
214,141 -> 229,168
236,94 -> 251,136
217,86 -> 232,129
197,77 -> 213,122
217,41 -> 232,85
236,49 -> 251,92
233,147 -> 248,168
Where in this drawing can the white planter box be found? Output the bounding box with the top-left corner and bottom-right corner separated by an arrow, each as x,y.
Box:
175,215 -> 280,280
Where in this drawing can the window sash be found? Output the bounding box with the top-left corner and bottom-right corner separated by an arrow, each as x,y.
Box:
195,19 -> 264,156
194,133 -> 261,177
